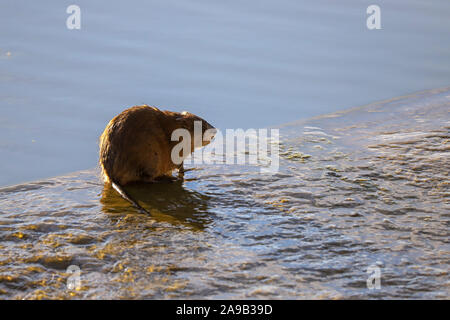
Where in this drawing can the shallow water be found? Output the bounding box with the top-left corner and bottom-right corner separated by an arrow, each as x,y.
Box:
0,88 -> 448,299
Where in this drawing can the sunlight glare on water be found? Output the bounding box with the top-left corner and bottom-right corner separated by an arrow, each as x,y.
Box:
0,88 -> 448,299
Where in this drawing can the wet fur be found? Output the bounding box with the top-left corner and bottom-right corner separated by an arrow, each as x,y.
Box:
99,105 -> 214,214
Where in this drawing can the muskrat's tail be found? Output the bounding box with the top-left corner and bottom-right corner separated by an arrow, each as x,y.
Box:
111,181 -> 151,216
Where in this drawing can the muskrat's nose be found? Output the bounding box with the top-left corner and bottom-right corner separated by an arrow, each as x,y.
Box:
207,127 -> 217,139
202,125 -> 217,146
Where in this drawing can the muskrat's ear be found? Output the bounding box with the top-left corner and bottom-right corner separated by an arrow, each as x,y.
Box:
175,111 -> 190,120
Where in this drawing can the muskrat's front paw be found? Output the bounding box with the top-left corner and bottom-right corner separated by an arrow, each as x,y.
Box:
154,175 -> 179,183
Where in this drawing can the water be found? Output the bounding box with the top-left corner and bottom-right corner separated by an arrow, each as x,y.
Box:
1,0 -> 450,186
0,87 -> 448,299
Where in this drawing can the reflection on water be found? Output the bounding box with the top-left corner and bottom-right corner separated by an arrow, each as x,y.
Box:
0,88 -> 449,299
100,180 -> 213,230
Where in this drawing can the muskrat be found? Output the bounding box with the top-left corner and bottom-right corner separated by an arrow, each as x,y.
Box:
99,105 -> 216,214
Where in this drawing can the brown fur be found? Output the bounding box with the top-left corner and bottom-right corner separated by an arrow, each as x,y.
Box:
99,105 -> 215,185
